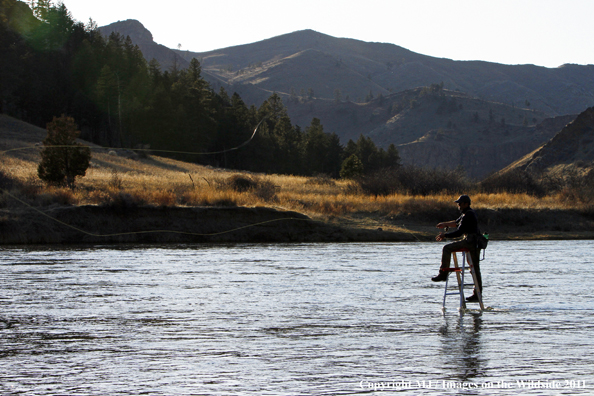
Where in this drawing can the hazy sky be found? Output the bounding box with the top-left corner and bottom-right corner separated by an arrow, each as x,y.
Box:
60,0 -> 593,68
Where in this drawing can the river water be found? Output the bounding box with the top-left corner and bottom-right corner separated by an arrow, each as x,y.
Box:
0,241 -> 592,395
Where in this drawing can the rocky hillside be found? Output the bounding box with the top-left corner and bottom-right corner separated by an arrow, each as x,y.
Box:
276,86 -> 573,178
501,106 -> 594,175
369,89 -> 575,178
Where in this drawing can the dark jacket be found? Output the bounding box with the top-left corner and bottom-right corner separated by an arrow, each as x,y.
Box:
446,207 -> 480,239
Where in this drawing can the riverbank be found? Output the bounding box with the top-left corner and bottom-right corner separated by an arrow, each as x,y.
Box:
2,114 -> 594,244
0,204 -> 418,244
2,202 -> 594,245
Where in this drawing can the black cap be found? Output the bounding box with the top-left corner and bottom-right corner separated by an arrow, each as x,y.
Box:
454,195 -> 471,204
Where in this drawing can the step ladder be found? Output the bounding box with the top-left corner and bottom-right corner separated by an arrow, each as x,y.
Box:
442,248 -> 484,311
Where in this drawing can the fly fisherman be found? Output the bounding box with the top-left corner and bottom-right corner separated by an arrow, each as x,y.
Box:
431,195 -> 482,302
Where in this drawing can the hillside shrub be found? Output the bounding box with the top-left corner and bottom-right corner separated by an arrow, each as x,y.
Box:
357,168 -> 400,196
226,174 -> 257,192
480,169 -> 546,196
221,174 -> 278,202
0,169 -> 16,190
358,165 -> 472,196
253,179 -> 278,202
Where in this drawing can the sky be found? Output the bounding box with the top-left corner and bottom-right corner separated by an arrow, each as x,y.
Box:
59,0 -> 594,68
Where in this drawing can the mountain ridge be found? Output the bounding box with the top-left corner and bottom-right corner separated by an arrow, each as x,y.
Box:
98,20 -> 593,178
177,28 -> 594,116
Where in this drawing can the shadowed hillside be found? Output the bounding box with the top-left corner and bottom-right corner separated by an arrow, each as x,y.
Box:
501,106 -> 594,175
285,87 -> 575,178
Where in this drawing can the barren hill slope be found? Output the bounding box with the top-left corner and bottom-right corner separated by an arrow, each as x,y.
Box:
501,107 -> 594,175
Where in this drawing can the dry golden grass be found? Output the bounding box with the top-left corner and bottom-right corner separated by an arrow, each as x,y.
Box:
2,144 -> 589,220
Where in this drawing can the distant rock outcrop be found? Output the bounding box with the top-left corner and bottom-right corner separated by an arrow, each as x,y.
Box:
99,19 -> 189,71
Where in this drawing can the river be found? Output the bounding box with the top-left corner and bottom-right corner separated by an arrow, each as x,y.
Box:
0,241 -> 592,395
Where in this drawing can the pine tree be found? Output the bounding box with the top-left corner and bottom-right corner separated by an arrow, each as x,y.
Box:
340,154 -> 364,179
38,115 -> 91,188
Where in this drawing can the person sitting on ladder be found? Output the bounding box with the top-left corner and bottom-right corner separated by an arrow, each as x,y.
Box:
431,194 -> 483,302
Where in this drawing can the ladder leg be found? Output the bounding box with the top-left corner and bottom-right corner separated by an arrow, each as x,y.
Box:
466,253 -> 484,310
442,260 -> 456,309
455,253 -> 466,310
443,256 -> 456,310
442,276 -> 448,309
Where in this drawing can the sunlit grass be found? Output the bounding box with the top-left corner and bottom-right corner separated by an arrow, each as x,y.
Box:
2,148 -> 591,222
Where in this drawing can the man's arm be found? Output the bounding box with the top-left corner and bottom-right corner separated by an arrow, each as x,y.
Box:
436,221 -> 457,229
435,220 -> 457,241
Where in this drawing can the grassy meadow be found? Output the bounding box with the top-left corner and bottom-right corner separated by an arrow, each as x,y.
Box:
2,115 -> 594,241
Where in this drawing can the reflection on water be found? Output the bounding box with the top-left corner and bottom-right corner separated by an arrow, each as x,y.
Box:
0,241 -> 592,395
439,313 -> 484,384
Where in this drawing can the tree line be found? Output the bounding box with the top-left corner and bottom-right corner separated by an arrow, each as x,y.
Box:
0,0 -> 400,179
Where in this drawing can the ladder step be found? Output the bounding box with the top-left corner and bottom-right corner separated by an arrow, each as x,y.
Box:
445,283 -> 475,288
444,267 -> 473,272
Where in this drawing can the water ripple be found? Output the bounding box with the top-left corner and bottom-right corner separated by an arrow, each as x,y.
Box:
0,241 -> 592,395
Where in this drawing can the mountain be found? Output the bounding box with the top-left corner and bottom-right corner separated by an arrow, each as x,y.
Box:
500,106 -> 594,175
99,22 -> 592,178
100,24 -> 594,117
99,20 -> 189,71
179,29 -> 594,117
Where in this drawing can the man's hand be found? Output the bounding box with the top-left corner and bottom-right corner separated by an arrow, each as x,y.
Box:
436,220 -> 456,229
436,232 -> 445,242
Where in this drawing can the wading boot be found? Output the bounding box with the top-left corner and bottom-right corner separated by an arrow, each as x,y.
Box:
431,270 -> 449,282
466,294 -> 479,302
